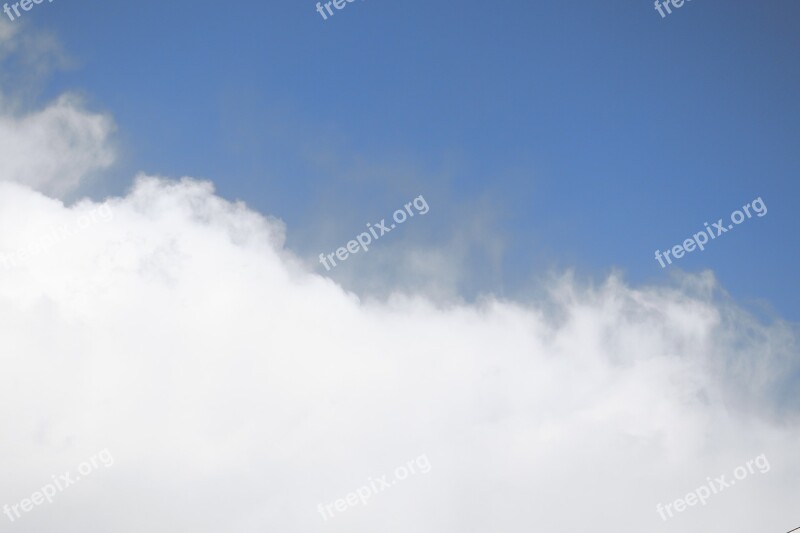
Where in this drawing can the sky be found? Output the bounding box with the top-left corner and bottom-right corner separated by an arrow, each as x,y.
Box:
7,0 -> 795,313
0,1 -> 798,532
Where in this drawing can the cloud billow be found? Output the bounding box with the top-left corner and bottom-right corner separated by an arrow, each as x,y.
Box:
0,172 -> 798,533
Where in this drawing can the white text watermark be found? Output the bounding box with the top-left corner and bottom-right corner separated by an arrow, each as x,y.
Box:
654,196 -> 766,268
318,195 -> 429,271
3,0 -> 55,22
3,449 -> 114,524
317,453 -> 431,521
0,204 -> 113,271
656,453 -> 770,521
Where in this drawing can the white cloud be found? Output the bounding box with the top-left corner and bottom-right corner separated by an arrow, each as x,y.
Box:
0,94 -> 115,197
0,174 -> 797,533
0,20 -> 112,198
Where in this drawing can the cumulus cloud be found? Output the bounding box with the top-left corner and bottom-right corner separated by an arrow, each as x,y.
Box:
0,174 -> 798,533
0,20 -> 113,198
0,94 -> 115,197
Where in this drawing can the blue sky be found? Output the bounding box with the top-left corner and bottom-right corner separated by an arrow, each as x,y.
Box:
26,0 -> 800,318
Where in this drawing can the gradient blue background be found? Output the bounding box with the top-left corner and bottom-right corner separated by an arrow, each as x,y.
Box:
20,0 -> 800,318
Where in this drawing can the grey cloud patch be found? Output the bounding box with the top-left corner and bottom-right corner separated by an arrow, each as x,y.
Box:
0,93 -> 115,197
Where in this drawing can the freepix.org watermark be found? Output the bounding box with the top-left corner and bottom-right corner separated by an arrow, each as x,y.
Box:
654,196 -> 766,268
3,0 -> 55,22
656,453 -> 770,521
654,0 -> 694,19
315,0 -> 358,21
0,204 -> 113,270
3,449 -> 114,524
318,195 -> 429,271
317,454 -> 431,521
